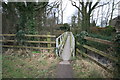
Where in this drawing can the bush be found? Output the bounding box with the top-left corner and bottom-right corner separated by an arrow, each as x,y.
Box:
90,27 -> 116,37
100,27 -> 116,36
75,31 -> 88,44
15,30 -> 26,46
89,33 -> 113,41
59,23 -> 70,31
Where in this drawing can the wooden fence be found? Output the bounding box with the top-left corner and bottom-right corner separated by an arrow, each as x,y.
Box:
0,34 -> 56,50
76,36 -> 117,73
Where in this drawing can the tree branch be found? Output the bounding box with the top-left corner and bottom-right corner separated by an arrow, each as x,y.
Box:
91,2 -> 99,11
95,2 -> 110,8
70,0 -> 83,13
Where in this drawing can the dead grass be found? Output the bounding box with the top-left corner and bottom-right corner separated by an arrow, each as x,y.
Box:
3,49 -> 113,78
72,57 -> 113,78
2,49 -> 59,78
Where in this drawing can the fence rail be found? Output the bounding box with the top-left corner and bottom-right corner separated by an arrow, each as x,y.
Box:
0,40 -> 56,44
76,49 -> 113,73
76,36 -> 117,72
2,45 -> 55,50
1,34 -> 56,50
77,42 -> 117,62
84,37 -> 113,45
0,34 -> 56,37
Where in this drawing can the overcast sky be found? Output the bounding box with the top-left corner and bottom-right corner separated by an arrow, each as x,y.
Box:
50,0 -> 120,26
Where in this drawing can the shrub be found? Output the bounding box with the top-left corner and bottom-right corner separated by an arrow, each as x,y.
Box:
75,31 -> 88,44
100,27 -> 116,36
15,30 -> 26,46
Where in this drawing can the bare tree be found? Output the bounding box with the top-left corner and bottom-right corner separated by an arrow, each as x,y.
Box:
95,8 -> 100,25
109,0 -> 115,25
70,0 -> 100,32
70,0 -> 109,31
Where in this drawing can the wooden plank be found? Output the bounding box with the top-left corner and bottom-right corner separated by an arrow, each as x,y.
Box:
76,49 -> 113,73
0,40 -> 56,44
0,34 -> 15,36
26,41 -> 55,44
2,45 -> 55,50
76,42 -> 117,62
26,34 -> 56,38
0,34 -> 56,38
84,37 -> 113,45
82,45 -> 118,62
0,40 -> 14,42
76,42 -> 80,46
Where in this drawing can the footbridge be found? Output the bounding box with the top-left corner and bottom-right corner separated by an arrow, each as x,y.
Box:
56,32 -> 75,78
56,32 -> 75,60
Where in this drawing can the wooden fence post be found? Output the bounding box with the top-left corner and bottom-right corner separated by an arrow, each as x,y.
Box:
47,32 -> 51,52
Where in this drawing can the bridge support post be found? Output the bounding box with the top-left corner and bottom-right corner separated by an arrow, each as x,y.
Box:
56,38 -> 59,56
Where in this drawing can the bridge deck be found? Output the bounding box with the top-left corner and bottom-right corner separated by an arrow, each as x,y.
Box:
61,35 -> 71,60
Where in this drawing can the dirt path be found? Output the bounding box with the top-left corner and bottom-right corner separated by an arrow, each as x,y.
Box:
56,35 -> 73,78
56,63 -> 73,78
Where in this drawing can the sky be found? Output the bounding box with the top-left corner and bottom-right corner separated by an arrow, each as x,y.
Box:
49,0 -> 77,24
50,0 -> 120,26
60,0 -> 77,23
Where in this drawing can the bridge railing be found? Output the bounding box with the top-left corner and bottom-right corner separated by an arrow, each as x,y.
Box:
70,32 -> 75,57
56,32 -> 75,57
56,32 -> 68,56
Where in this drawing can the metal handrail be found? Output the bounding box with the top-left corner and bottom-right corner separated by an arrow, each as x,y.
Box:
70,32 -> 75,57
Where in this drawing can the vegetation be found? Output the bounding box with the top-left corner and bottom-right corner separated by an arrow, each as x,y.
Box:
72,57 -> 112,78
59,23 -> 70,31
90,27 -> 116,37
2,50 -> 59,78
113,33 -> 120,77
2,2 -> 59,35
15,30 -> 26,46
71,1 -> 97,31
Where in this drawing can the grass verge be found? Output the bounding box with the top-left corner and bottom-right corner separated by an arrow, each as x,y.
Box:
2,53 -> 59,78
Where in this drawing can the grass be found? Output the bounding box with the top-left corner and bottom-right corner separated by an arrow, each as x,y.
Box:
71,56 -> 113,78
2,52 -> 59,78
86,40 -> 110,53
89,33 -> 113,41
2,48 -> 113,78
